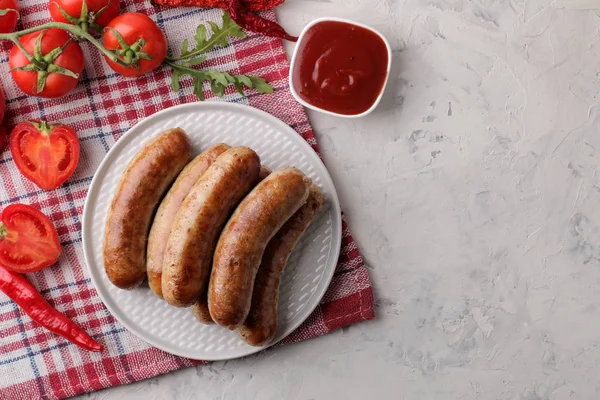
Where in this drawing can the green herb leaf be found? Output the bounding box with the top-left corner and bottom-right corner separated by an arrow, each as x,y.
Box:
250,77 -> 274,94
181,39 -> 189,57
194,25 -> 206,49
167,11 -> 246,62
166,11 -> 273,101
222,72 -> 236,84
167,61 -> 274,100
233,80 -> 245,96
171,70 -> 181,92
193,78 -> 204,101
237,75 -> 253,88
210,79 -> 225,97
207,70 -> 229,86
182,56 -> 206,67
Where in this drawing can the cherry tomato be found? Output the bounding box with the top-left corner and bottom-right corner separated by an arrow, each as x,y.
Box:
0,204 -> 61,273
9,29 -> 84,98
0,0 -> 19,34
10,121 -> 80,190
103,13 -> 167,77
49,0 -> 119,31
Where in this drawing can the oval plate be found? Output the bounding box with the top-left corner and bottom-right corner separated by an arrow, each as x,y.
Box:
82,102 -> 342,361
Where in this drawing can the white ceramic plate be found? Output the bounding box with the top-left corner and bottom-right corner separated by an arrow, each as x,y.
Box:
82,102 -> 342,360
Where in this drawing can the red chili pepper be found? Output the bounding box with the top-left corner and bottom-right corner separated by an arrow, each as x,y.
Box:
152,0 -> 296,41
240,0 -> 284,11
225,0 -> 297,41
152,0 -> 284,12
0,266 -> 103,352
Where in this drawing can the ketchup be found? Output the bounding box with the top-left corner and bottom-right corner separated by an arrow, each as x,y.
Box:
292,21 -> 389,116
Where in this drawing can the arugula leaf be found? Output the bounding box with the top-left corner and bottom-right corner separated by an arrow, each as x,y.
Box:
167,12 -> 246,62
182,56 -> 207,67
180,39 -> 190,58
237,75 -> 253,88
171,69 -> 182,92
250,77 -> 274,94
166,11 -> 273,101
167,62 -> 273,100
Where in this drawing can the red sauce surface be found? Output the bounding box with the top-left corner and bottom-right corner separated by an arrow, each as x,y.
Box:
292,21 -> 389,115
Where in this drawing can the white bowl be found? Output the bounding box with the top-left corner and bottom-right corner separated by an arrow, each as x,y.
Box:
288,17 -> 392,118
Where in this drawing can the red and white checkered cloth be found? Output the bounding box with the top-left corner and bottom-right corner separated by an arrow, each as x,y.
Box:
0,1 -> 375,399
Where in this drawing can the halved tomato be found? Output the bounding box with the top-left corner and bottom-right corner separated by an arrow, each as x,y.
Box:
10,121 -> 80,190
0,204 -> 61,273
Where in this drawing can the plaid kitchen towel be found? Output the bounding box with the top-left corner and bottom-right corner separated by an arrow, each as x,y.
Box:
0,1 -> 375,399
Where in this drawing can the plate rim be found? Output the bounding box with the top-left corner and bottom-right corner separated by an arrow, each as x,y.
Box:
82,102 -> 342,361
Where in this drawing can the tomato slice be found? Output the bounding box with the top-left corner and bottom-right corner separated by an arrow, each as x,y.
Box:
0,204 -> 61,273
10,121 -> 80,190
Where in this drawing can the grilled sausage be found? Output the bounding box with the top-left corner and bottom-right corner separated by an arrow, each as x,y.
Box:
162,147 -> 261,307
191,291 -> 213,323
237,185 -> 325,346
191,165 -> 272,324
209,167 -> 311,329
104,128 -> 191,290
147,143 -> 230,298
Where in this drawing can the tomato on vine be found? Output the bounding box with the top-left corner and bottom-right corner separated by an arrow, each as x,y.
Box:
102,13 -> 167,77
0,0 -> 19,34
49,0 -> 120,33
9,28 -> 84,98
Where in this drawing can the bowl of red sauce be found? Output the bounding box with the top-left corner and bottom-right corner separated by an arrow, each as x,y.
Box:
289,17 -> 392,118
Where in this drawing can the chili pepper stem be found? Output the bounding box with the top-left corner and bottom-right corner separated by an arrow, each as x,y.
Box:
0,22 -> 131,67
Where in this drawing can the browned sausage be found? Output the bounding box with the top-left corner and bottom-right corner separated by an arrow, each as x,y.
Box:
162,147 -> 261,307
147,143 -> 230,298
104,128 -> 191,290
209,167 -> 311,329
237,185 -> 325,346
191,165 -> 272,324
191,291 -> 213,323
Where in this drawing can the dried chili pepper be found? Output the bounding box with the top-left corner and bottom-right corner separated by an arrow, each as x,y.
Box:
224,0 -> 297,41
240,0 -> 284,12
0,266 -> 103,352
152,0 -> 296,41
152,0 -> 284,12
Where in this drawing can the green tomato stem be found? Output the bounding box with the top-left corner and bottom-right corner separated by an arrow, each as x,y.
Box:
0,22 -> 131,67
